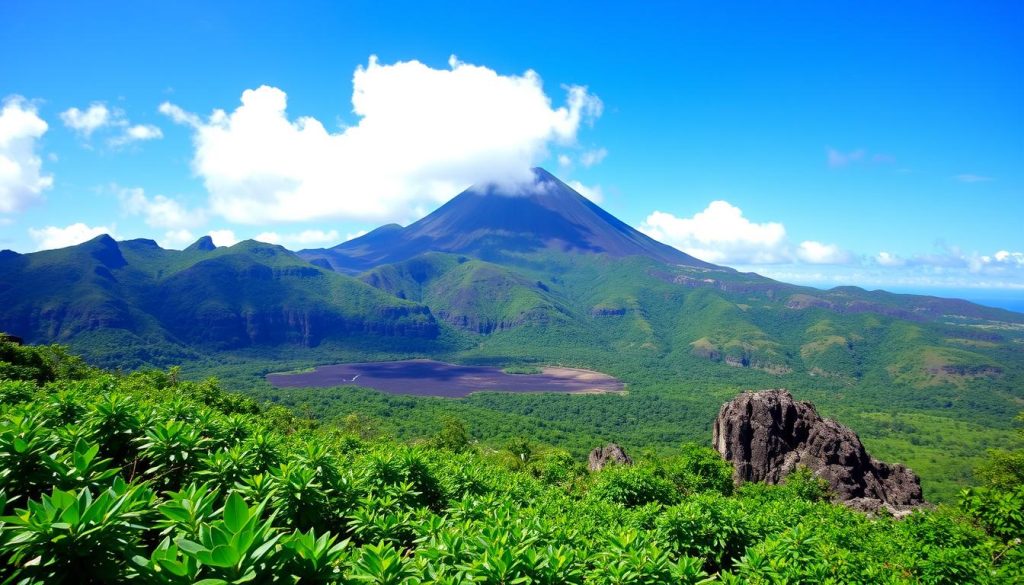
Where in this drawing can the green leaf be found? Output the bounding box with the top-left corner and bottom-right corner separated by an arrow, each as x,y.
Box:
209,544 -> 240,567
223,493 -> 248,533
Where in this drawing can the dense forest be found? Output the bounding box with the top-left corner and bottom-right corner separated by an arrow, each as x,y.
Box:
1,338 -> 1022,583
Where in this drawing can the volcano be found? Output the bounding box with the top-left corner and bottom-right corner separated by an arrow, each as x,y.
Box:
299,168 -> 715,273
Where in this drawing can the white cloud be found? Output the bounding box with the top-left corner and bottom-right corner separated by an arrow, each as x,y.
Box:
796,240 -> 852,264
208,229 -> 237,247
60,103 -> 111,137
161,229 -> 196,249
157,102 -> 201,127
28,222 -> 114,251
557,154 -> 572,168
826,147 -> 865,168
110,124 -> 163,147
875,251 -> 906,267
566,180 -> 603,203
62,102 -> 163,147
162,55 -> 603,224
253,232 -> 281,245
346,229 -> 368,242
979,250 -> 1024,268
253,229 -> 340,248
954,174 -> 994,183
118,187 -> 205,229
826,147 -> 895,169
640,201 -> 790,264
871,246 -> 1024,278
579,147 -> 607,167
741,265 -> 1024,291
640,201 -> 854,266
0,96 -> 53,213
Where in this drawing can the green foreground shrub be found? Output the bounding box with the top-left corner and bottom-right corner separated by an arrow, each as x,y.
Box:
0,338 -> 1021,583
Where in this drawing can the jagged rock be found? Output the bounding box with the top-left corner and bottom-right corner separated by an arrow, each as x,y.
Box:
588,443 -> 633,472
713,389 -> 924,516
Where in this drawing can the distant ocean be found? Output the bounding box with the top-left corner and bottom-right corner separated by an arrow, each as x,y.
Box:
885,288 -> 1024,315
963,297 -> 1024,314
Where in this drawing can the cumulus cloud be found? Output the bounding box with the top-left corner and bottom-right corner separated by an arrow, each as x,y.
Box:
579,147 -> 607,167
796,240 -> 852,264
28,222 -> 115,250
161,229 -> 196,249
954,174 -> 994,183
875,251 -> 906,267
60,103 -> 111,137
871,246 -> 1024,277
758,245 -> 1024,291
110,124 -> 163,147
208,229 -> 237,247
640,201 -> 790,264
639,201 -> 853,266
567,180 -> 603,203
0,96 -> 53,213
118,187 -> 205,230
987,250 -> 1024,266
254,229 -> 341,248
61,102 -> 163,147
161,55 -> 603,224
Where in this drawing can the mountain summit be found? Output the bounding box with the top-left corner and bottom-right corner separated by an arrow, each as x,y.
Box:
300,168 -> 714,273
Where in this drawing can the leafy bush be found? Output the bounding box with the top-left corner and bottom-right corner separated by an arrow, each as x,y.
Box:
0,341 -> 1022,583
661,442 -> 735,496
588,464 -> 679,507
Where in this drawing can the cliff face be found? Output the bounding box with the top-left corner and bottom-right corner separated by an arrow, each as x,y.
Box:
713,389 -> 924,515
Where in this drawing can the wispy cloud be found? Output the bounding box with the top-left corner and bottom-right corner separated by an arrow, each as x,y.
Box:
826,147 -> 865,168
60,101 -> 163,148
954,174 -> 994,183
118,186 -> 205,230
253,229 -> 341,248
579,147 -> 607,167
826,147 -> 895,169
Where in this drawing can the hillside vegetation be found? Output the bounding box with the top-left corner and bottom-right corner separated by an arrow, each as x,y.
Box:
3,173 -> 1024,509
1,340 -> 1022,583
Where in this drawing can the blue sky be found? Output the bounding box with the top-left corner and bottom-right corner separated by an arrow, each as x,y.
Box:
1,1 -> 1022,304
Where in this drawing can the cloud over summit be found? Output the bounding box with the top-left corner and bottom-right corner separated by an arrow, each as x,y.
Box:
162,55 -> 603,224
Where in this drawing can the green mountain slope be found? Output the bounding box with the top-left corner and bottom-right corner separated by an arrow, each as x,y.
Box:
3,172 -> 1024,502
360,253 -> 570,334
0,236 -> 441,367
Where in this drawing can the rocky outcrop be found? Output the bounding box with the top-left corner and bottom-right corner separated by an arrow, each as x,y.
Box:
588,443 -> 633,472
713,389 -> 924,515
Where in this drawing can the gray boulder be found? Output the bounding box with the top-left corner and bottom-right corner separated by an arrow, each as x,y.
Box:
588,443 -> 633,471
713,389 -> 924,515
